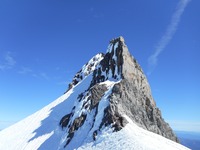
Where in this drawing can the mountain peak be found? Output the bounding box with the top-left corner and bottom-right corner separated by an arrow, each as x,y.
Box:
0,37 -> 188,150
109,36 -> 125,46
110,36 -> 125,43
108,36 -> 126,55
107,36 -> 126,53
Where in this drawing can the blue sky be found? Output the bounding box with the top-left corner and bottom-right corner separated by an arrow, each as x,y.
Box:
0,0 -> 199,132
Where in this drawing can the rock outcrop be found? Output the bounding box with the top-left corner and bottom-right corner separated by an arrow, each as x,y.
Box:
65,53 -> 104,92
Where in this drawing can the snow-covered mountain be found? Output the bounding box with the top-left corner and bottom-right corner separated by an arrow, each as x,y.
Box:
0,37 -> 190,150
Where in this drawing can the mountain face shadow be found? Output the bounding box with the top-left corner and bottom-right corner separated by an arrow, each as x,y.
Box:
27,75 -> 92,150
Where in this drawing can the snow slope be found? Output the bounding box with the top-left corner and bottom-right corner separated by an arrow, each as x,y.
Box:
78,116 -> 190,150
0,77 -> 190,150
0,74 -> 93,150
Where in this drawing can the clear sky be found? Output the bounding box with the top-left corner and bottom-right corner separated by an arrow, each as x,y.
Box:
0,0 -> 199,132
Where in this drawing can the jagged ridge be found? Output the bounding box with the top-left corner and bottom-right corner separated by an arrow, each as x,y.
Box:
65,53 -> 104,92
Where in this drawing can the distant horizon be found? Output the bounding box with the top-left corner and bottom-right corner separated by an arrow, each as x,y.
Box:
174,129 -> 200,134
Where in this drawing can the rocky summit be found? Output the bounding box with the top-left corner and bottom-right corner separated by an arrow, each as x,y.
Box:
60,36 -> 178,148
0,37 -> 187,150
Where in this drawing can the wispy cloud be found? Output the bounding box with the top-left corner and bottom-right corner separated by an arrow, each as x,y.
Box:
18,67 -> 50,80
0,52 -> 16,71
29,71 -> 50,80
18,67 -> 33,74
56,81 -> 69,85
39,72 -> 49,80
148,0 -> 191,75
18,65 -> 74,84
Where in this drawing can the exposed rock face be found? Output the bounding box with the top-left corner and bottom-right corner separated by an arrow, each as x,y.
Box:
90,84 -> 108,110
60,83 -> 109,147
65,113 -> 87,147
110,79 -> 178,142
60,113 -> 72,128
100,105 -> 128,132
60,36 -> 178,148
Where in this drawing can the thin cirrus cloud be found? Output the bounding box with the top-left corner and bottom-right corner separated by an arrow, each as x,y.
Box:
0,52 -> 50,80
148,0 -> 191,75
0,52 -> 16,71
18,67 -> 50,80
18,67 -> 33,74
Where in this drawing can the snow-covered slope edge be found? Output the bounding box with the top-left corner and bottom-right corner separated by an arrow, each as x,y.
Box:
0,54 -> 103,150
78,116 -> 190,150
0,75 -> 92,150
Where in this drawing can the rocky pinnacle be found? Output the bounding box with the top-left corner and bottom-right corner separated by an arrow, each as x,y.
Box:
60,36 -> 179,148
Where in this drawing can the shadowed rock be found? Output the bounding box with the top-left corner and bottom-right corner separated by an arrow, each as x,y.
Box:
90,84 -> 107,110
60,113 -> 72,128
65,113 -> 87,147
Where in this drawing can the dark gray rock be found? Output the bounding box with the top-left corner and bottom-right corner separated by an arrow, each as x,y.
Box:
69,114 -> 87,133
65,113 -> 87,147
90,84 -> 107,110
99,105 -> 128,132
60,113 -> 72,128
93,130 -> 98,141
